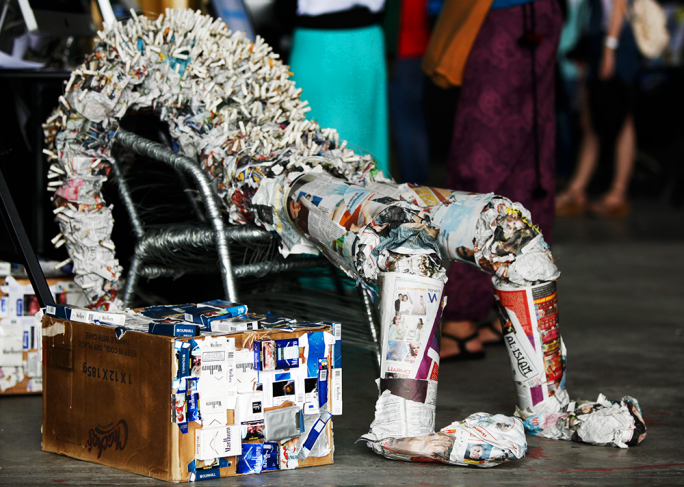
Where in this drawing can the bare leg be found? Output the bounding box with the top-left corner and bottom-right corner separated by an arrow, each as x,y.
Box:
612,115 -> 637,200
588,115 -> 635,216
556,95 -> 599,213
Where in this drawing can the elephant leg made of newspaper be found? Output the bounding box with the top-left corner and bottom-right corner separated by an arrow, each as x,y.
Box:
43,10 -> 644,464
494,278 -> 647,448
359,272 -> 527,467
283,174 -> 646,463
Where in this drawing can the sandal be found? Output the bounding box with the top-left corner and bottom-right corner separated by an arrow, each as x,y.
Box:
587,196 -> 631,218
440,331 -> 486,361
478,319 -> 505,346
555,190 -> 586,217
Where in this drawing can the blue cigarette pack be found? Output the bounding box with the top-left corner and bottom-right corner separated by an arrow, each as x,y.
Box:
262,442 -> 278,471
192,468 -> 220,481
148,322 -> 200,337
236,443 -> 263,474
178,347 -> 191,378
187,392 -> 200,422
183,300 -> 248,327
317,359 -> 329,408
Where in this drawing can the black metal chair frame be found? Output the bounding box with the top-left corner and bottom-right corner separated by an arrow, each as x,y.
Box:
110,129 -> 381,365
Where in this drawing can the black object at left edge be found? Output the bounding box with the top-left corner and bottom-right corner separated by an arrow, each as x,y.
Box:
0,165 -> 55,307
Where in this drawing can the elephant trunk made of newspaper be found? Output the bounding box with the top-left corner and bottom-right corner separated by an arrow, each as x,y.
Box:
43,9 -> 645,468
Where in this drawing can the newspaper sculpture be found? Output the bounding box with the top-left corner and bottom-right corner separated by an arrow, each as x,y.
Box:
43,9 -> 645,467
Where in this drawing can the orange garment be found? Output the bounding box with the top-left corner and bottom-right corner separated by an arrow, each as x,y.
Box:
421,0 -> 495,87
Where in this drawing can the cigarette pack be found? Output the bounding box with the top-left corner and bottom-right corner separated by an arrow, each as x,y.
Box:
236,443 -> 263,474
148,322 -> 200,337
254,340 -> 276,371
44,304 -> 82,321
44,304 -> 126,326
210,314 -> 262,333
178,346 -> 191,377
184,300 -> 248,328
241,420 -> 265,440
187,392 -> 200,422
262,442 -> 279,471
275,339 -> 299,369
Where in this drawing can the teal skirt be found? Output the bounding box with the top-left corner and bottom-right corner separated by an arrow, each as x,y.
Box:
289,25 -> 390,177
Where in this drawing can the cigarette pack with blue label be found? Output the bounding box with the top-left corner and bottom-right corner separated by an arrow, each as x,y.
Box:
317,359 -> 329,409
236,443 -> 264,474
275,339 -> 299,369
262,442 -> 279,471
254,340 -> 276,371
184,301 -> 248,327
187,392 -> 200,422
190,468 -> 220,481
178,347 -> 191,378
187,457 -> 231,481
201,299 -> 248,314
253,341 -> 262,371
148,322 -> 200,337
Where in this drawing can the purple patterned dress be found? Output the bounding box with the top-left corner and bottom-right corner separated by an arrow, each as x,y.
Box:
443,0 -> 563,323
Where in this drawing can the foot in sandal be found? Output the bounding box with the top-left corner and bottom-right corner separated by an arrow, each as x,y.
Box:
440,320 -> 485,361
555,188 -> 587,216
587,193 -> 631,218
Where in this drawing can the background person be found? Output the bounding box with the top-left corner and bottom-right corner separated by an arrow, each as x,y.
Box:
289,0 -> 391,175
424,0 -> 563,359
555,0 -> 639,217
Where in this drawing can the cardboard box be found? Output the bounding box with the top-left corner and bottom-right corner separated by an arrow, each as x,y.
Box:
42,315 -> 338,482
0,276 -> 86,395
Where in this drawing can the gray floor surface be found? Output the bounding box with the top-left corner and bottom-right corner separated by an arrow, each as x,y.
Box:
1,201 -> 684,486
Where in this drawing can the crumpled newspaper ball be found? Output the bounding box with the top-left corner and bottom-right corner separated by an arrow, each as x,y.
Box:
517,394 -> 647,448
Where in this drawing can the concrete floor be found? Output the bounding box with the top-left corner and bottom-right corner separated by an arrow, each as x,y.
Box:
1,200 -> 684,485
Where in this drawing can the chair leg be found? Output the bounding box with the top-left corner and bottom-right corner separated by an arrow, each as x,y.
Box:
359,285 -> 381,372
121,251 -> 142,308
109,160 -> 145,240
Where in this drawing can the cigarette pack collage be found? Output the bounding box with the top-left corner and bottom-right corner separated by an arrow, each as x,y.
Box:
42,302 -> 342,482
